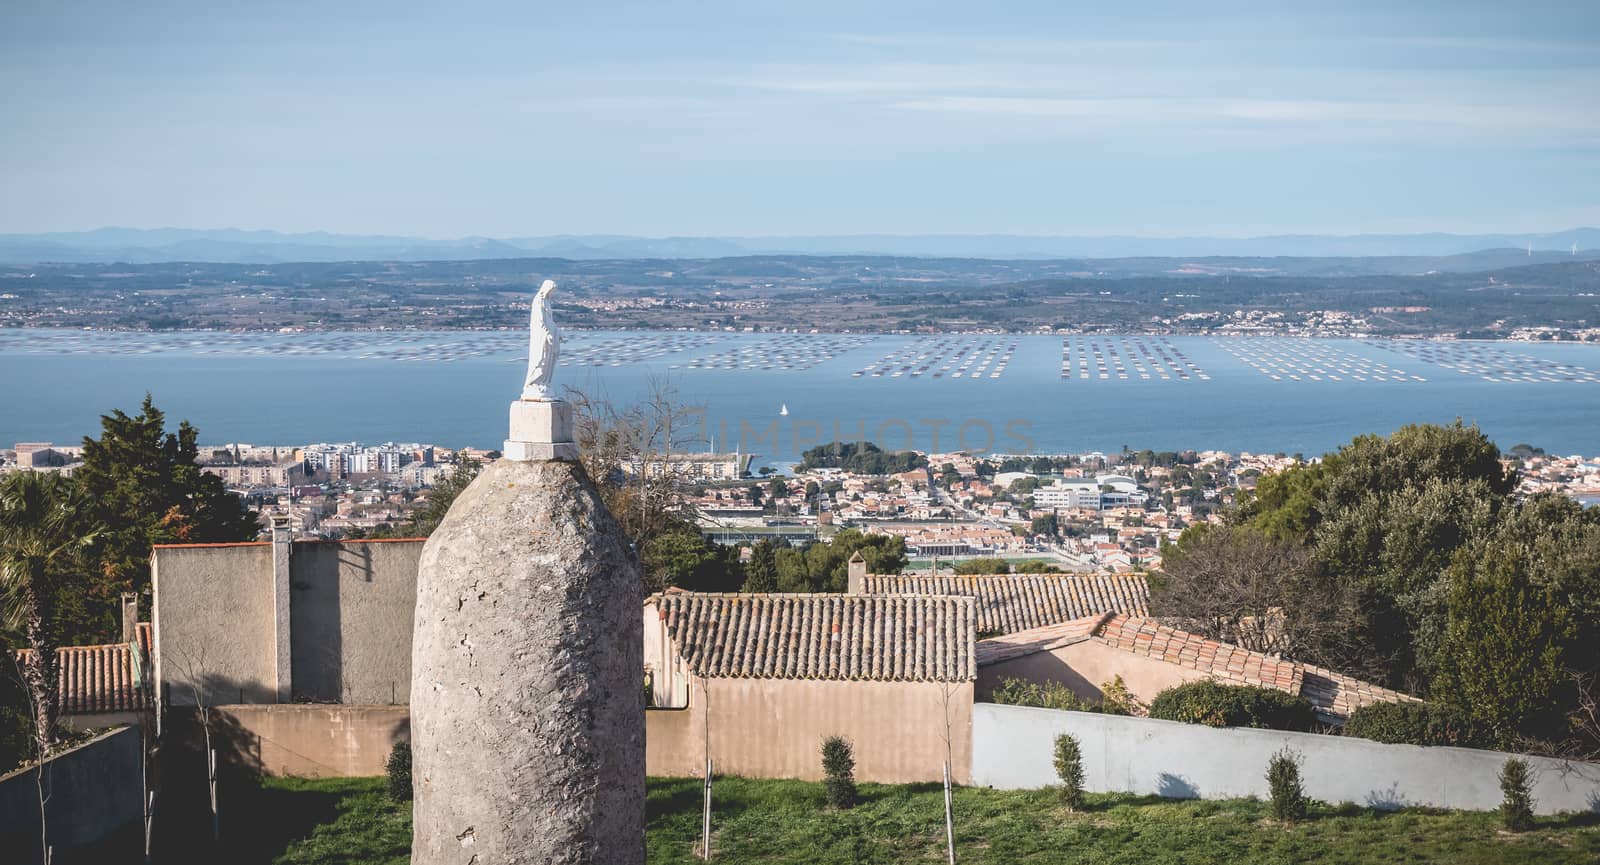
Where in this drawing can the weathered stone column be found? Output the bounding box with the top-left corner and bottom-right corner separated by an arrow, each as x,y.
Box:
412,283 -> 644,864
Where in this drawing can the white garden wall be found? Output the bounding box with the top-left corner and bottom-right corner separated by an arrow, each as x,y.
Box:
973,704 -> 1600,815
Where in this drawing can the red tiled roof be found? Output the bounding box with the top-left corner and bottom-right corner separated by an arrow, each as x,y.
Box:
858,573 -> 1149,635
973,613 -> 1113,666
653,593 -> 976,683
976,614 -> 1416,721
14,623 -> 152,715
1299,663 -> 1420,719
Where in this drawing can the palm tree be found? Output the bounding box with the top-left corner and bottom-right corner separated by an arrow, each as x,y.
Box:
0,472 -> 101,754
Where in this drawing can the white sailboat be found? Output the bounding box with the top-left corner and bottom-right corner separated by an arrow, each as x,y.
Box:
779,403 -> 789,416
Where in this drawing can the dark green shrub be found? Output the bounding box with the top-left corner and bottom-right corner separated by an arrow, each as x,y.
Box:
988,677 -> 1135,715
821,735 -> 857,809
1148,680 -> 1317,731
1499,758 -> 1534,831
1344,701 -> 1488,748
1053,733 -> 1085,810
386,740 -> 412,801
1266,748 -> 1307,822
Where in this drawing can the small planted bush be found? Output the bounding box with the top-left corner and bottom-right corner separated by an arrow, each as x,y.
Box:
821,735 -> 857,810
1148,680 -> 1317,731
1098,675 -> 1145,716
1344,701 -> 1486,748
1266,748 -> 1307,823
1053,733 -> 1085,810
1499,757 -> 1534,832
386,740 -> 412,801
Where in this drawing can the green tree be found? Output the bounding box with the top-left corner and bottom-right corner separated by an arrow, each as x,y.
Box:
643,526 -> 743,592
1319,421 -> 1514,511
1029,514 -> 1059,539
767,478 -> 787,503
742,539 -> 779,593
1311,476 -> 1499,684
74,396 -> 258,635
0,472 -> 103,751
773,529 -> 906,593
1224,423 -> 1520,690
1492,493 -> 1600,657
1433,545 -> 1573,747
954,557 -> 1009,575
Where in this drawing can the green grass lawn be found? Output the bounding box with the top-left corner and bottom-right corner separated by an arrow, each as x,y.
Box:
254,776 -> 1600,865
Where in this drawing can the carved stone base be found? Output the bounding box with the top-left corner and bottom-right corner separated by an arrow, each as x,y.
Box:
504,399 -> 578,462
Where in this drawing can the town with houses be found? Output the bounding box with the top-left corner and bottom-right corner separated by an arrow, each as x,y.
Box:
7,438 -> 1598,573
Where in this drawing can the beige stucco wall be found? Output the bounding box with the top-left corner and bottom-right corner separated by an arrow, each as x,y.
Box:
154,539 -> 423,707
647,678 -> 973,784
289,540 -> 422,704
153,543 -> 277,706
976,640 -> 1208,704
172,704 -> 411,777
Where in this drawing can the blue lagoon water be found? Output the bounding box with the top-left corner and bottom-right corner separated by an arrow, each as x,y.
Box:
2,329 -> 1598,461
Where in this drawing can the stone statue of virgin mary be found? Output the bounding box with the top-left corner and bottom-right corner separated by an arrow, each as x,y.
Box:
522,279 -> 560,400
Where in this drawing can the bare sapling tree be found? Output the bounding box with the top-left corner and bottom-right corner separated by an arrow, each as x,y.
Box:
568,376 -> 714,590
1518,668 -> 1600,762
6,653 -> 54,865
168,644 -> 221,843
698,672 -> 713,861
1154,524 -> 1361,669
936,680 -> 959,864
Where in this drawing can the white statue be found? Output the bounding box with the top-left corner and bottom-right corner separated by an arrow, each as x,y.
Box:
522,279 -> 560,400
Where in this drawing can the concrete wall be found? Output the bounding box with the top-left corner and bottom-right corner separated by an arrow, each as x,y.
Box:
289,540 -> 421,704
976,639 -> 1206,703
187,704 -> 412,777
0,727 -> 143,862
972,704 -> 1600,815
648,678 -> 973,784
154,542 -> 277,705
154,539 -> 422,707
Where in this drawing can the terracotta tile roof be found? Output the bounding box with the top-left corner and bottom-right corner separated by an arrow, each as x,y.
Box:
1299,663 -> 1421,719
973,613 -> 1112,666
1094,614 -> 1304,694
976,614 -> 1415,722
857,573 -> 1148,635
14,623 -> 152,715
653,593 -> 976,683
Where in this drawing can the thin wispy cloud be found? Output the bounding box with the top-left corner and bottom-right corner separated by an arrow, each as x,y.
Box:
0,1 -> 1595,236
891,95 -> 1600,133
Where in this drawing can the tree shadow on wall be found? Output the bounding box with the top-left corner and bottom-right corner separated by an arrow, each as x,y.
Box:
1156,772 -> 1199,799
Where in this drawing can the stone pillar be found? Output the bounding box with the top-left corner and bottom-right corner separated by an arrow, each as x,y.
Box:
412,399 -> 644,864
271,514 -> 293,703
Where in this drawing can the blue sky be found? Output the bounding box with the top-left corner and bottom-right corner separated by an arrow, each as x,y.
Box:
2,1 -> 1597,237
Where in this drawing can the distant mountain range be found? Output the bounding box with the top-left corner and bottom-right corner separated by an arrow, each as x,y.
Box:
1,226 -> 1597,264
